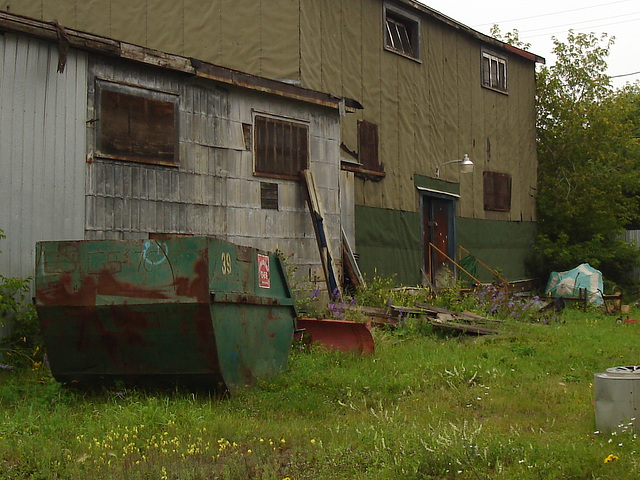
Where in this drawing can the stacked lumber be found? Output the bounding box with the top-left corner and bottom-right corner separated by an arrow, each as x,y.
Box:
346,303 -> 501,335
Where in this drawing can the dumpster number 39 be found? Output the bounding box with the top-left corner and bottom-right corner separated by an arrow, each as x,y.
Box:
221,252 -> 232,275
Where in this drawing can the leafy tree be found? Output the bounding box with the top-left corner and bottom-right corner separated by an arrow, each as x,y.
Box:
490,25 -> 531,51
533,31 -> 640,290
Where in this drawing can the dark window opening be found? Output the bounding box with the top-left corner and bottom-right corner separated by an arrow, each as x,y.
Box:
254,115 -> 308,180
482,51 -> 508,93
483,171 -> 512,211
97,83 -> 178,166
242,123 -> 252,150
384,5 -> 420,60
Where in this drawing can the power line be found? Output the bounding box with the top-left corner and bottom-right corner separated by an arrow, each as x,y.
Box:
610,70 -> 640,78
518,11 -> 639,34
472,0 -> 635,27
524,16 -> 640,38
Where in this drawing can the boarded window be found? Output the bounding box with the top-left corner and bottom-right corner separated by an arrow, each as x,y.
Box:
254,115 -> 308,179
358,120 -> 382,173
482,51 -> 508,93
483,171 -> 512,211
384,4 -> 420,60
97,82 -> 178,166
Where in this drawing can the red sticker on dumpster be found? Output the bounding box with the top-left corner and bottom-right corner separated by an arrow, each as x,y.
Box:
258,254 -> 270,289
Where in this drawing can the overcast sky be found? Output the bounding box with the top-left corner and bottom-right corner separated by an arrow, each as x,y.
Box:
420,0 -> 639,89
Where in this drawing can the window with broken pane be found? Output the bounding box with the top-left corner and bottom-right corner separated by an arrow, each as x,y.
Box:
384,4 -> 420,60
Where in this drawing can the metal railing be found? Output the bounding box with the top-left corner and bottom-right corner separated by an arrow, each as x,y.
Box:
427,242 -> 509,292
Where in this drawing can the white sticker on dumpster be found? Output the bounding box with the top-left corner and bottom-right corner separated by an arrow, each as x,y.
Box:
258,254 -> 270,288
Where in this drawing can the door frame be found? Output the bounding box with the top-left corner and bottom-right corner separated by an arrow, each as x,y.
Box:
418,188 -> 458,285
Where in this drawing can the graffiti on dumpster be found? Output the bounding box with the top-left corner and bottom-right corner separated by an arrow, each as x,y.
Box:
142,240 -> 168,267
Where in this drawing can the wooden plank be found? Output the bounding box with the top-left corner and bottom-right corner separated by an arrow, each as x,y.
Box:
431,318 -> 500,335
341,226 -> 365,289
345,304 -> 398,326
302,169 -> 342,299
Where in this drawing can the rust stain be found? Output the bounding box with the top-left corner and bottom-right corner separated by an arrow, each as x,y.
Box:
36,273 -> 97,306
37,270 -> 173,307
95,271 -> 170,299
173,258 -> 209,302
264,310 -> 279,339
194,304 -> 218,368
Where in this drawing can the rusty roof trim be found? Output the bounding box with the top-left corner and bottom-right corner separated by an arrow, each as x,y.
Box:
395,0 -> 546,64
192,61 -> 349,111
0,11 -> 359,110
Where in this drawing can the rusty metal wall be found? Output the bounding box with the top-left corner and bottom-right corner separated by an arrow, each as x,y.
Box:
85,57 -> 342,290
0,33 -> 87,280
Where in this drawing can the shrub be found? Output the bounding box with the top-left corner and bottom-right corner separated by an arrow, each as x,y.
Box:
0,228 -> 43,369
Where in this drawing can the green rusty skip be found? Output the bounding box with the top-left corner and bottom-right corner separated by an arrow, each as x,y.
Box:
34,237 -> 297,393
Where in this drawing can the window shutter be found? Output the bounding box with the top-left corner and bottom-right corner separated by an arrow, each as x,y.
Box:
358,120 -> 380,172
254,115 -> 308,179
483,171 -> 512,211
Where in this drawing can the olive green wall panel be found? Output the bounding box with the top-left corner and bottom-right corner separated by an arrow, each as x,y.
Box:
355,205 -> 422,286
355,205 -> 537,286
457,217 -> 537,282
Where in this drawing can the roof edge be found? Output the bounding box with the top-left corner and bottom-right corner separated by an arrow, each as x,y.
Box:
0,11 -> 362,109
397,0 -> 546,64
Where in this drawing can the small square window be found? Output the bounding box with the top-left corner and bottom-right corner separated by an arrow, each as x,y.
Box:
96,81 -> 178,166
254,114 -> 309,180
482,50 -> 508,93
483,171 -> 511,211
384,4 -> 420,60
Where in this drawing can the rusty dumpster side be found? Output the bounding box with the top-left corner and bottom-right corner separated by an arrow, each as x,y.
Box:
34,237 -> 296,392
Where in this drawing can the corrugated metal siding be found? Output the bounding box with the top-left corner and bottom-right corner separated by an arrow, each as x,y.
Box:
0,33 -> 87,279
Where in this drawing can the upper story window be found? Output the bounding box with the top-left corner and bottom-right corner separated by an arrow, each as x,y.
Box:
96,80 -> 178,166
384,3 -> 420,60
482,50 -> 508,93
254,114 -> 309,180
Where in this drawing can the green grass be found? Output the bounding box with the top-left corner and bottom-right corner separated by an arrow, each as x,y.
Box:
2,308 -> 640,479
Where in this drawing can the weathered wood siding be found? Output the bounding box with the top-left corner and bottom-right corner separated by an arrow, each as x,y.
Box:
0,33 -> 87,279
85,57 -> 342,288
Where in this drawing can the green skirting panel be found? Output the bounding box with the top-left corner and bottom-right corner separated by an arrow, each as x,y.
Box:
355,205 -> 537,285
355,206 -> 422,285
457,217 -> 537,282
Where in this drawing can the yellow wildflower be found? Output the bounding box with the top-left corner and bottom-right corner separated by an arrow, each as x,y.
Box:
604,454 -> 619,463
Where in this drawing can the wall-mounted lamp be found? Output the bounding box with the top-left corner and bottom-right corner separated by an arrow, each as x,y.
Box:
435,154 -> 474,178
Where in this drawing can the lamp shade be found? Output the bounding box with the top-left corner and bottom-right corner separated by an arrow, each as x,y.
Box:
460,154 -> 474,174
